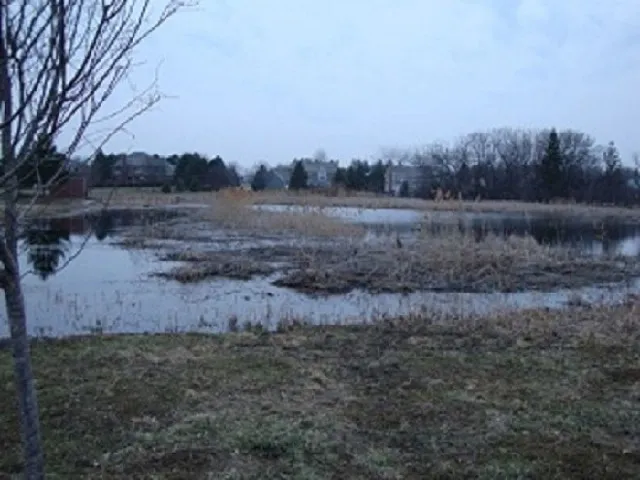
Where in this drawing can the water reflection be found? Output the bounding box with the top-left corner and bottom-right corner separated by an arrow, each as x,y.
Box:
21,220 -> 71,280
420,216 -> 640,256
257,204 -> 640,256
20,209 -> 180,279
361,214 -> 640,256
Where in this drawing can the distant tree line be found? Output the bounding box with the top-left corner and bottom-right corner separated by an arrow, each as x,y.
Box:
332,160 -> 387,193
319,127 -> 639,206
0,138 -> 71,191
407,127 -> 638,205
167,153 -> 240,192
88,126 -> 639,206
90,151 -> 241,192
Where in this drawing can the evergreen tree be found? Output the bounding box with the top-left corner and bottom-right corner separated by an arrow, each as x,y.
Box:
18,139 -> 69,189
289,160 -> 308,190
345,160 -> 369,190
538,128 -> 564,201
399,180 -> 410,198
602,141 -> 623,204
332,167 -> 347,186
173,153 -> 208,191
226,164 -> 241,187
91,149 -> 116,186
251,165 -> 269,191
367,160 -> 386,193
207,155 -> 232,190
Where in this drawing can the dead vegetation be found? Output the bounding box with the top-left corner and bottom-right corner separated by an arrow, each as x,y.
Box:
247,189 -> 640,220
1,301 -> 639,478
154,250 -> 277,282
86,186 -> 640,221
274,230 -> 639,294
149,227 -> 639,294
194,196 -> 365,238
112,191 -> 366,244
90,190 -> 640,293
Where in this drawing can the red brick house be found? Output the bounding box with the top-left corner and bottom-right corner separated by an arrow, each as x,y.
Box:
48,175 -> 89,199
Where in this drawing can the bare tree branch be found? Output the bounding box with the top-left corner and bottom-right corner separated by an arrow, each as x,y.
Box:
0,2 -> 196,476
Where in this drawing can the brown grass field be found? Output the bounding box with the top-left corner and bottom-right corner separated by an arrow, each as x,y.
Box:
1,302 -> 639,478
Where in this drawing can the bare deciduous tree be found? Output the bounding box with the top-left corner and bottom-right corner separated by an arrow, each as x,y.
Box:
0,1 -> 193,477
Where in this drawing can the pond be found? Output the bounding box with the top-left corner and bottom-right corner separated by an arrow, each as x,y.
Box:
1,206 -> 640,339
255,204 -> 640,256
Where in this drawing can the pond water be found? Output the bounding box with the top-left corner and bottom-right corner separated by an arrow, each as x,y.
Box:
1,235 -> 637,338
1,206 -> 640,338
256,204 -> 640,256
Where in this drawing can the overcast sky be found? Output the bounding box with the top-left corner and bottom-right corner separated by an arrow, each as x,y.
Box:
85,0 -> 640,167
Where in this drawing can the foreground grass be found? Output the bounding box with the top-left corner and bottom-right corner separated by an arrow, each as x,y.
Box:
2,304 -> 640,479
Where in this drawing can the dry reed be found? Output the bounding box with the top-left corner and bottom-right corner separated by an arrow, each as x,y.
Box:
193,192 -> 365,239
86,186 -> 640,221
248,189 -> 640,220
275,228 -> 637,294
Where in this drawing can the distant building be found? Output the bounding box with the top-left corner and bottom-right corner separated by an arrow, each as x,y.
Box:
112,151 -> 173,186
48,176 -> 89,199
271,159 -> 339,188
302,158 -> 339,188
264,170 -> 287,190
384,163 -> 422,196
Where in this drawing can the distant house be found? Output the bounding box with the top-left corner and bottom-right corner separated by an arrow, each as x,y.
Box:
48,175 -> 89,199
66,157 -> 91,184
384,164 -> 422,196
38,157 -> 91,199
271,159 -> 339,189
302,159 -> 339,188
263,170 -> 287,190
112,151 -> 173,186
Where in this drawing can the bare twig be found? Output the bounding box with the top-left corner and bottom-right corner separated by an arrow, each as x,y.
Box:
0,2 -> 196,477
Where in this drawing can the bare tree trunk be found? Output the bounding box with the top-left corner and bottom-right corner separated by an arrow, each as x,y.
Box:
0,5 -> 44,477
4,276 -> 44,479
0,2 -> 191,476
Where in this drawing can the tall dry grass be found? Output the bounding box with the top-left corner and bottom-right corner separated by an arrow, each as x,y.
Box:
275,226 -> 633,294
248,189 -> 640,220
194,190 -> 365,239
87,186 -> 640,221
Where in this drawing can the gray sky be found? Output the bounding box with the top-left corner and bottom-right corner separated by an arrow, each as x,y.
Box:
86,0 -> 640,166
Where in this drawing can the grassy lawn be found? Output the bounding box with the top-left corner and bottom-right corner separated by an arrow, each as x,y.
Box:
1,305 -> 639,478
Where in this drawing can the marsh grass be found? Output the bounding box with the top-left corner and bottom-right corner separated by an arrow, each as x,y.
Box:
87,186 -> 640,221
135,216 -> 639,292
248,189 -> 640,220
197,197 -> 365,239
111,189 -> 367,244
1,302 -> 639,478
154,258 -> 276,282
275,227 -> 637,294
